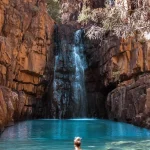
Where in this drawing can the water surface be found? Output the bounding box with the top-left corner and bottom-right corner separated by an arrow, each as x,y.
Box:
0,119 -> 150,150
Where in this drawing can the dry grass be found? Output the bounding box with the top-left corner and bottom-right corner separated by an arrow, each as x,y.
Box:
78,0 -> 150,41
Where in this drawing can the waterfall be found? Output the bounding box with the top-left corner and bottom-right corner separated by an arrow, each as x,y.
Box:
53,27 -> 87,118
73,29 -> 87,117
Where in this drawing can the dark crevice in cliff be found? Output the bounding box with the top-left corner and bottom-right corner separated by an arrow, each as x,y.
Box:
13,79 -> 39,86
101,83 -> 117,96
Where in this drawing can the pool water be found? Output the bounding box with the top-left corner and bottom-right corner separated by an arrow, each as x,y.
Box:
0,119 -> 150,150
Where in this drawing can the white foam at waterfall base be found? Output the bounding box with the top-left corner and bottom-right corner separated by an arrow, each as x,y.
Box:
67,118 -> 98,120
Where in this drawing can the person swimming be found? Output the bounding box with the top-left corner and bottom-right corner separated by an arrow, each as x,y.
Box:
74,137 -> 82,150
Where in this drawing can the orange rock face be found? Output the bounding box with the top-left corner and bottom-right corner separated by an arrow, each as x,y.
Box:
87,35 -> 150,86
85,32 -> 150,126
100,37 -> 148,86
104,38 -> 150,128
0,0 -> 54,131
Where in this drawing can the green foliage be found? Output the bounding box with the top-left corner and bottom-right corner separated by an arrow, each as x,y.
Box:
46,0 -> 60,23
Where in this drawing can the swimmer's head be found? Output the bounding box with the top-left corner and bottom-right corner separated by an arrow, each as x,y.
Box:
74,137 -> 82,147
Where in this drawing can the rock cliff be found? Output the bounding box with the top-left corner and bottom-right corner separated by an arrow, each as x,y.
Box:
73,0 -> 150,128
105,39 -> 150,128
86,34 -> 150,127
0,0 -> 54,132
0,0 -> 149,130
52,0 -> 150,127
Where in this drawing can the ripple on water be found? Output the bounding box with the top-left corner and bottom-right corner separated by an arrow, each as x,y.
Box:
0,119 -> 150,150
106,140 -> 150,150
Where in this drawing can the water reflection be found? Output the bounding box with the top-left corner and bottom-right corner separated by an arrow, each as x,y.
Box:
0,119 -> 150,150
1,121 -> 32,140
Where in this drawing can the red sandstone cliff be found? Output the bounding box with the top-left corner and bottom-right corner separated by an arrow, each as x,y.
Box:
0,0 -> 54,131
51,0 -> 150,128
0,0 -> 149,130
55,0 -> 150,128
105,38 -> 150,127
78,1 -> 150,127
86,33 -> 150,127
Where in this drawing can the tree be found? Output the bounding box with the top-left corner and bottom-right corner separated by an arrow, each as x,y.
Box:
78,0 -> 150,42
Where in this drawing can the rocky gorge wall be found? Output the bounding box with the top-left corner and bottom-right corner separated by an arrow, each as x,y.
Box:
0,0 -> 149,131
85,34 -> 150,127
54,0 -> 150,126
105,39 -> 150,128
0,0 -> 54,132
69,0 -> 150,128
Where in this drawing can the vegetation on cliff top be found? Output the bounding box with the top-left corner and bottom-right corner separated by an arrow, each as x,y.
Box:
46,0 -> 60,22
78,0 -> 150,42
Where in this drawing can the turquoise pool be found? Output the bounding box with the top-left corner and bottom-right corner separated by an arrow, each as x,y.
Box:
0,119 -> 150,150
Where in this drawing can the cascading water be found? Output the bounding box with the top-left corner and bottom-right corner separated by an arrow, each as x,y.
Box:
53,26 -> 87,118
73,29 -> 87,117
